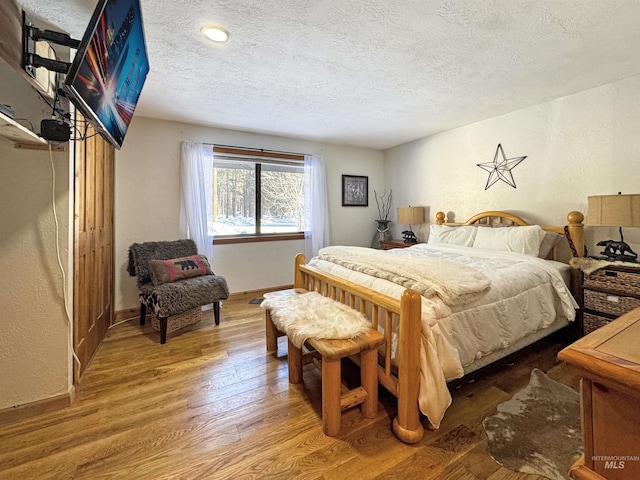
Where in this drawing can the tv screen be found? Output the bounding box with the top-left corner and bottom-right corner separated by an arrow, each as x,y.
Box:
64,0 -> 149,149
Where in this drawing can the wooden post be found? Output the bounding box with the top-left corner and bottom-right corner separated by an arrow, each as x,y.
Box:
287,339 -> 303,384
360,347 -> 379,419
321,356 -> 342,437
265,309 -> 279,354
159,318 -> 168,344
567,211 -> 585,258
294,253 -> 306,289
139,303 -> 146,326
392,289 -> 424,443
213,301 -> 220,325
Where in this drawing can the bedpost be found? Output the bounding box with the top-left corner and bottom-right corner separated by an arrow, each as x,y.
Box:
566,211 -> 585,258
392,288 -> 424,444
436,211 -> 445,225
294,253 -> 306,289
566,211 -> 585,339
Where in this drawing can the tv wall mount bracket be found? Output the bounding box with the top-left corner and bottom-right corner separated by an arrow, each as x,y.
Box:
22,11 -> 80,77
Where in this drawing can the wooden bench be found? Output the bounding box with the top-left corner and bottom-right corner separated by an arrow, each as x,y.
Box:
263,288 -> 385,437
289,329 -> 385,436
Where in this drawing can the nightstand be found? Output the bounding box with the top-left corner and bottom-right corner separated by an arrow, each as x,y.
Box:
558,307 -> 640,480
581,264 -> 640,335
380,239 -> 417,250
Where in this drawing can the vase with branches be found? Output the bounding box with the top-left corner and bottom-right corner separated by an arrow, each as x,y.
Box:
374,189 -> 392,221
372,189 -> 393,248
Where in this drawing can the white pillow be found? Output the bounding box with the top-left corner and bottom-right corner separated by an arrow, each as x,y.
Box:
538,231 -> 564,259
427,225 -> 478,247
472,225 -> 547,256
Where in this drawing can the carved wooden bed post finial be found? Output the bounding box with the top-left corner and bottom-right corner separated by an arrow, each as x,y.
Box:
436,211 -> 446,225
567,211 -> 585,258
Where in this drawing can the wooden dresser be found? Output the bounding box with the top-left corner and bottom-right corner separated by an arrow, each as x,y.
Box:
558,307 -> 640,480
581,265 -> 640,335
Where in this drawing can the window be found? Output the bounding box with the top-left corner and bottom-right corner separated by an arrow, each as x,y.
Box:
211,147 -> 305,238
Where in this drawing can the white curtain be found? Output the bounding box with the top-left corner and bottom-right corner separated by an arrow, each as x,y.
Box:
179,142 -> 214,261
304,154 -> 331,259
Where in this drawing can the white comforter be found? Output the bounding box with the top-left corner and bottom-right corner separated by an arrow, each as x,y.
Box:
309,243 -> 578,428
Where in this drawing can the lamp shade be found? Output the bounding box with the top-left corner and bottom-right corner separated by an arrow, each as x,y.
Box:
586,194 -> 640,227
397,206 -> 425,225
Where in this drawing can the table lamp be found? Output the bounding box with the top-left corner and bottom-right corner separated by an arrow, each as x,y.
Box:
397,206 -> 425,244
586,193 -> 640,262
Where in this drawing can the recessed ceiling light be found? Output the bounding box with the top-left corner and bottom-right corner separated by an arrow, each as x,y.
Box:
201,26 -> 230,43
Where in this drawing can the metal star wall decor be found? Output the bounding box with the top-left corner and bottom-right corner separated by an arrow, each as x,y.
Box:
476,144 -> 527,190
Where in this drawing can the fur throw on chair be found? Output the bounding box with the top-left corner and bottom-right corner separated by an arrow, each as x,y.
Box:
128,239 -> 200,286
128,239 -> 229,343
139,275 -> 229,318
128,239 -> 229,318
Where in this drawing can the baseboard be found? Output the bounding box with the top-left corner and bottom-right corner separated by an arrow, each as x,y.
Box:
114,307 -> 139,325
227,285 -> 293,300
0,386 -> 75,425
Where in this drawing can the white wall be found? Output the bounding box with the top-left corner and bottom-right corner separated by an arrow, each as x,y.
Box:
0,60 -> 72,410
5,55 -> 640,412
114,117 -> 385,311
385,74 -> 640,255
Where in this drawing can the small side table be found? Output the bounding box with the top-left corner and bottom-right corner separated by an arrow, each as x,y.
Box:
558,306 -> 640,480
379,239 -> 418,250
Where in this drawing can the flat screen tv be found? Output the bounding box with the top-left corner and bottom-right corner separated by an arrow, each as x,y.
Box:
64,0 -> 149,149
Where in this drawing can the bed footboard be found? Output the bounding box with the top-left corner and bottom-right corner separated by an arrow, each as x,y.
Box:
294,253 -> 424,443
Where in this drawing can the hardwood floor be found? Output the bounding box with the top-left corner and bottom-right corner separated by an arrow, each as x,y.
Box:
0,293 -> 580,479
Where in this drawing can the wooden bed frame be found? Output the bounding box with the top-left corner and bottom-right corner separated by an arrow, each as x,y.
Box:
293,210 -> 585,444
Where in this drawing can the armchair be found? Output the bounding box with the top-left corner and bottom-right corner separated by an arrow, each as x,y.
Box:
127,239 -> 229,344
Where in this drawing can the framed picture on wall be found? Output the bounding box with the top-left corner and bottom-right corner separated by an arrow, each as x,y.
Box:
342,175 -> 368,206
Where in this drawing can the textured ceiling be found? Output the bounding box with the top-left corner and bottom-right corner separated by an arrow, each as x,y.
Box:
16,0 -> 640,149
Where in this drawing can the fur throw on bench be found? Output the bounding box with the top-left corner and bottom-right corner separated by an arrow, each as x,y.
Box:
261,291 -> 372,348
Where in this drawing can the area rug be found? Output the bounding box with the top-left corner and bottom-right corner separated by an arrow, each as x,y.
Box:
483,369 -> 582,480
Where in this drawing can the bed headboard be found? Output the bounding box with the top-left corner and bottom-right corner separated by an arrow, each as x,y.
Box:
434,210 -> 585,262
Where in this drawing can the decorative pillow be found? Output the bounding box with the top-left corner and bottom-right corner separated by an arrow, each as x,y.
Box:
148,255 -> 213,285
473,225 -> 547,256
537,231 -> 564,259
427,225 -> 478,247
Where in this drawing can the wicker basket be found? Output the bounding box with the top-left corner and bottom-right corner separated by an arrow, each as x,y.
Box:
151,307 -> 202,334
584,312 -> 610,335
584,268 -> 640,297
584,290 -> 640,317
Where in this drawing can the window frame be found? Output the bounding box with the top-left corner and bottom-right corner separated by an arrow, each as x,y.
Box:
211,146 -> 306,244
